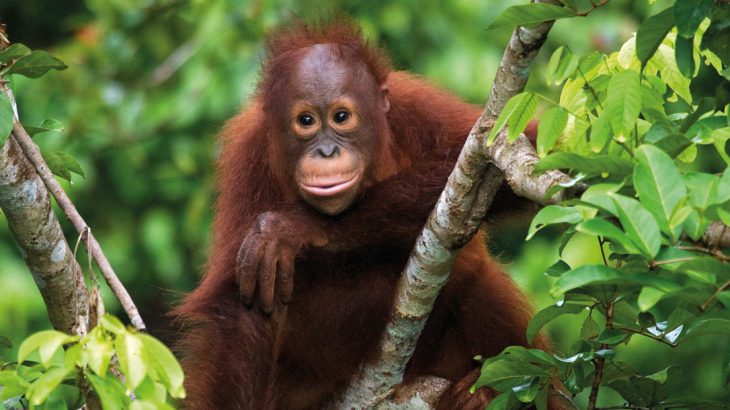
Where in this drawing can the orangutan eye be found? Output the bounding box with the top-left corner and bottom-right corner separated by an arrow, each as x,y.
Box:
333,111 -> 350,124
298,114 -> 315,126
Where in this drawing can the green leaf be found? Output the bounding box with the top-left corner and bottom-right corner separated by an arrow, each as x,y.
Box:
0,92 -> 14,144
4,51 -> 67,78
58,152 -> 85,178
675,35 -> 695,78
717,205 -> 730,227
0,43 -> 31,64
26,366 -> 73,405
653,133 -> 692,157
535,152 -> 633,177
609,366 -> 681,406
86,333 -> 114,376
675,257 -> 724,283
551,265 -> 678,296
537,107 -> 568,156
44,151 -> 85,182
512,377 -> 540,403
638,286 -> 665,311
545,260 -> 571,277
115,333 -> 147,390
526,303 -> 585,343
87,372 -> 129,410
139,333 -> 185,398
714,167 -> 730,205
45,152 -> 71,182
681,97 -> 715,134
135,377 -> 169,404
507,92 -> 537,143
546,47 -> 579,85
0,370 -> 29,400
18,330 -> 77,368
673,0 -> 712,38
589,113 -> 612,153
498,346 -> 555,366
580,183 -> 623,215
681,319 -> 730,342
64,343 -> 83,369
578,52 -> 603,76
486,3 -> 575,30
685,173 -> 719,211
131,399 -> 175,410
576,218 -> 640,254
606,70 -> 641,139
636,7 -> 674,65
526,205 -> 582,240
485,392 -> 513,410
100,314 -> 127,334
677,143 -> 697,163
633,145 -> 686,241
610,194 -> 662,258
581,314 -> 600,340
24,119 -> 64,137
476,360 -> 549,386
488,93 -> 524,144
641,77 -> 668,117
682,208 -> 706,241
596,328 -> 630,344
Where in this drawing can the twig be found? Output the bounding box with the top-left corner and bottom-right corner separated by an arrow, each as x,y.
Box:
676,245 -> 730,262
613,325 -> 677,348
598,237 -> 608,266
576,0 -> 610,17
649,257 -> 699,268
700,279 -> 730,312
588,301 -> 613,410
3,86 -> 146,332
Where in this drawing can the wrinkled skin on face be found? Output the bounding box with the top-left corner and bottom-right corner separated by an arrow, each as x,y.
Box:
281,44 -> 390,215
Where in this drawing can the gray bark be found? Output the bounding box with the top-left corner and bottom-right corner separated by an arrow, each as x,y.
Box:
0,136 -> 88,335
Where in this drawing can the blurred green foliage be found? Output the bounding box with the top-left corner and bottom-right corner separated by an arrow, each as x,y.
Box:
3,0 -> 726,405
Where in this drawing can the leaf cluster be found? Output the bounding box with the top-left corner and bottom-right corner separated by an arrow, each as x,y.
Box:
480,1 -> 730,408
0,315 -> 184,410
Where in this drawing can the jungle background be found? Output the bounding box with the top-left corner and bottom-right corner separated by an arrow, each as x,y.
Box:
0,0 -> 727,405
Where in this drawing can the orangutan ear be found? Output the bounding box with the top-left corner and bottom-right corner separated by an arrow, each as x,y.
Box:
380,85 -> 390,113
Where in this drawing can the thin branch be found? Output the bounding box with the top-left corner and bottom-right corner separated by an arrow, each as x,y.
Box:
650,257 -> 699,268
700,279 -> 730,312
576,0 -> 610,17
588,301 -> 613,410
613,325 -> 677,348
598,237 -> 608,266
676,244 -> 730,262
3,87 -> 146,332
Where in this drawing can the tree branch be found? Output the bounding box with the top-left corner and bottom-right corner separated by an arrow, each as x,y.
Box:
0,63 -> 146,331
337,3 -> 561,407
9,119 -> 147,332
0,121 -> 89,336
